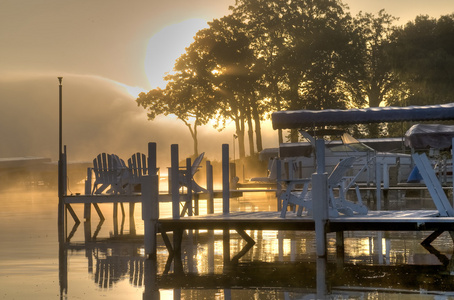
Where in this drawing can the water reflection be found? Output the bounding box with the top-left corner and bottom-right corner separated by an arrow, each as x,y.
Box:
54,190 -> 454,299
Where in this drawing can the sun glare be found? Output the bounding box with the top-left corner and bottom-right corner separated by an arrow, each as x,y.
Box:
144,18 -> 208,90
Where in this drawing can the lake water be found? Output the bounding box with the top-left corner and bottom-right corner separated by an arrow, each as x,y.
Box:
1,186 -> 454,299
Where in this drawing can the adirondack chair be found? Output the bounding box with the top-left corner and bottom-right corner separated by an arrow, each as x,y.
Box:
92,153 -> 129,194
127,152 -> 148,193
178,152 -> 207,193
280,156 -> 368,218
327,156 -> 368,217
250,158 -> 278,182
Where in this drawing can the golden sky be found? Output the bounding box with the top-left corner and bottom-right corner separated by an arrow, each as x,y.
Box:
1,0 -> 453,163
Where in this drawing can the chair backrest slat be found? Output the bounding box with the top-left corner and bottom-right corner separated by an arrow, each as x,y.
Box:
328,156 -> 355,186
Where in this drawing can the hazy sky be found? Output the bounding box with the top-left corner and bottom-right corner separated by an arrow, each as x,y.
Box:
1,0 -> 454,164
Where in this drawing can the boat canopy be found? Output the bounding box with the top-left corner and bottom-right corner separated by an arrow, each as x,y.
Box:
271,103 -> 454,129
405,124 -> 454,149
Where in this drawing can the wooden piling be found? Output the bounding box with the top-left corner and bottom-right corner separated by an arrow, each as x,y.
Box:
313,138 -> 328,257
312,172 -> 328,257
84,168 -> 92,221
222,144 -> 230,214
376,161 -> 382,210
276,159 -> 282,211
206,161 -> 214,214
142,142 -> 159,258
185,158 -> 193,217
171,144 -> 180,219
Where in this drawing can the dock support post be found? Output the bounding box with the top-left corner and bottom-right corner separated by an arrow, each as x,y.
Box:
276,159 -> 282,211
376,161 -> 382,210
171,144 -> 180,219
206,161 -> 214,214
143,142 -> 159,258
84,168 -> 92,221
222,144 -> 230,214
313,172 -> 328,257
185,158 -> 193,216
452,138 -> 454,207
313,138 -> 328,258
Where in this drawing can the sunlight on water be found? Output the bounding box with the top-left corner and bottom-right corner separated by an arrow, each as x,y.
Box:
2,187 -> 454,299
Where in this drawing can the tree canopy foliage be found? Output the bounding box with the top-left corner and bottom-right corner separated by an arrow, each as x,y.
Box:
137,0 -> 454,157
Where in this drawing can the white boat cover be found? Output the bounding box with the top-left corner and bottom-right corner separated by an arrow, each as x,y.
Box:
404,124 -> 454,149
272,103 -> 454,129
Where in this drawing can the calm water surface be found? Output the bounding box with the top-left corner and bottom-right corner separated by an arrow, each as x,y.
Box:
1,186 -> 454,299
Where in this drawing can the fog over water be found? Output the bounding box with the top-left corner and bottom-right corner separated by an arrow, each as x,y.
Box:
0,74 -> 277,167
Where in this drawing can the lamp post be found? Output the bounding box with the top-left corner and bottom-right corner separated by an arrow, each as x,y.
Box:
57,77 -> 64,243
58,77 -> 63,198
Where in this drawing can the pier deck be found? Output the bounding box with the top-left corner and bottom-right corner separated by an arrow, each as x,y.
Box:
158,210 -> 454,233
62,190 -> 243,204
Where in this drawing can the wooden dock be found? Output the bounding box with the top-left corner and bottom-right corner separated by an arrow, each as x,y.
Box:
58,142 -> 454,268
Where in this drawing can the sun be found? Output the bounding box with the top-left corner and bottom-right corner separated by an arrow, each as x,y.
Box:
144,18 -> 208,90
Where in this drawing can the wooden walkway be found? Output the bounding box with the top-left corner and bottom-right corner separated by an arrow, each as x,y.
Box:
63,190 -> 243,204
158,210 -> 454,233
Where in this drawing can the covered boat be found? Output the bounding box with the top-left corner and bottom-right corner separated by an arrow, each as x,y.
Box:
405,124 -> 454,150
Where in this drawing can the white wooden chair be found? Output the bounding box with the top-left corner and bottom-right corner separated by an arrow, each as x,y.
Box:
127,152 -> 148,193
327,156 -> 368,217
250,158 -> 278,182
280,156 -> 368,218
92,153 -> 129,194
178,152 -> 207,193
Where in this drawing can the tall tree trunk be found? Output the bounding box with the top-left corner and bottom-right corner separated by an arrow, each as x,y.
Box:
246,106 -> 255,156
274,80 -> 284,144
288,74 -> 301,143
192,124 -> 199,157
183,120 -> 198,157
367,84 -> 382,138
253,106 -> 263,152
235,113 -> 246,159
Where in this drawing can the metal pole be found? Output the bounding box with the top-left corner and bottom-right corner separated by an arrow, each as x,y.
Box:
57,77 -> 64,243
58,77 -> 63,198
58,77 -> 63,156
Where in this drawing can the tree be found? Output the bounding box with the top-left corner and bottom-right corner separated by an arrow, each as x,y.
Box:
136,38 -> 218,156
392,14 -> 454,106
202,16 -> 257,158
352,10 -> 400,137
237,0 -> 359,142
230,0 -> 289,145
